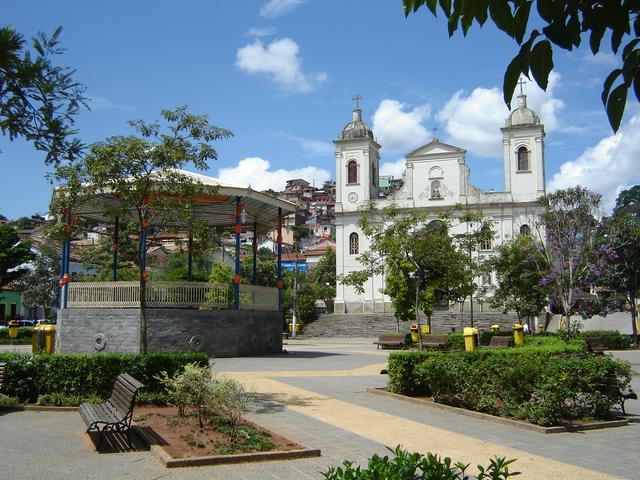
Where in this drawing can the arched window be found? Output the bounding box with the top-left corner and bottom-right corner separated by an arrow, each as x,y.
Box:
371,164 -> 376,186
431,180 -> 442,199
347,160 -> 358,184
479,226 -> 492,251
349,232 -> 359,255
517,146 -> 529,171
519,224 -> 531,236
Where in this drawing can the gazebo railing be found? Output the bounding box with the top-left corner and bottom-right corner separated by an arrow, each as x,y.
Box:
67,281 -> 277,311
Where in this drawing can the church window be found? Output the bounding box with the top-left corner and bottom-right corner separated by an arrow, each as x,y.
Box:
349,232 -> 359,255
479,226 -> 492,251
431,180 -> 442,199
519,224 -> 531,236
517,146 -> 529,171
347,160 -> 358,184
372,164 -> 376,186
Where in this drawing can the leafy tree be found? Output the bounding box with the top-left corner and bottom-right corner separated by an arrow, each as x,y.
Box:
0,225 -> 34,286
601,185 -> 640,346
240,256 -> 277,286
55,106 -> 233,353
1,26 -> 87,164
312,247 -> 336,312
483,235 -> 548,324
16,239 -> 59,317
402,0 -> 640,131
342,204 -> 468,340
9,214 -> 45,231
536,187 -> 616,329
159,250 -> 210,282
77,222 -> 140,280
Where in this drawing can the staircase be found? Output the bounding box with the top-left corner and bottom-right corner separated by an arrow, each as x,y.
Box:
302,311 -> 520,338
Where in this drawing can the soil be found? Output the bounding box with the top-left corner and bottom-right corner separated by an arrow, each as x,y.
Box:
133,405 -> 303,458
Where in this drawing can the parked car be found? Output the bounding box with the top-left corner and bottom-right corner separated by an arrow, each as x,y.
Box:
18,319 -> 36,327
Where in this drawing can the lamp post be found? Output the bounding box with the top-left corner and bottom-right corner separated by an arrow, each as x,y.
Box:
291,252 -> 299,338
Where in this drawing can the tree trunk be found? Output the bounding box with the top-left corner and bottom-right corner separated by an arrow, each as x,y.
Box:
139,274 -> 147,354
630,295 -> 638,348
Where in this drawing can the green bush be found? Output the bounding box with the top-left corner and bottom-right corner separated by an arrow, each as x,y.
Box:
446,333 -> 465,350
0,351 -> 208,402
577,330 -> 634,350
322,445 -> 520,480
0,327 -> 34,344
387,347 -> 630,426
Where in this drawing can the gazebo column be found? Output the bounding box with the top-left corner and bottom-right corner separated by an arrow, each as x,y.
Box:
187,231 -> 193,282
112,216 -> 119,281
277,207 -> 283,311
59,210 -> 72,309
234,197 -> 242,310
252,221 -> 258,285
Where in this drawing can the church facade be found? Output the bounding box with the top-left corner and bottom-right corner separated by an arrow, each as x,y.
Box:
334,92 -> 546,314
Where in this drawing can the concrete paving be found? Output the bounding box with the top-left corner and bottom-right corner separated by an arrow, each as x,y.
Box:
0,339 -> 638,479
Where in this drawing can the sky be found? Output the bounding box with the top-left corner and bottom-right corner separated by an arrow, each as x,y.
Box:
2,0 -> 639,220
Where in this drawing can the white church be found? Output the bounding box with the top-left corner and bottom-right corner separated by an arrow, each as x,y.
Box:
334,91 -> 546,314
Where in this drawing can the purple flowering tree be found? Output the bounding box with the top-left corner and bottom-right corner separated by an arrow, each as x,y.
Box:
536,187 -> 615,330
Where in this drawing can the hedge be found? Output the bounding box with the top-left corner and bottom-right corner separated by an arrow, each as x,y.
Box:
577,330 -> 634,350
387,346 -> 630,426
0,327 -> 35,345
0,351 -> 209,402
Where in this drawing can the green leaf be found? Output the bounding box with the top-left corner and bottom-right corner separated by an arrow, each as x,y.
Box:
489,0 -> 515,38
601,69 -> 623,105
448,11 -> 460,36
589,23 -> 606,55
606,83 -> 627,132
536,0 -> 553,22
503,55 -> 523,110
513,0 -> 532,44
529,40 -> 553,91
634,70 -> 640,102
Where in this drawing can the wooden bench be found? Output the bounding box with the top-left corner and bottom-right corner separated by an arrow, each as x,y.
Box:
0,362 -> 5,392
421,335 -> 448,350
486,336 -> 511,349
374,334 -> 406,349
585,337 -> 606,355
79,373 -> 144,450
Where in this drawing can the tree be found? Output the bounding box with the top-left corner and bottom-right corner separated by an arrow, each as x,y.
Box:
341,204 -> 468,340
402,0 -> 640,131
16,239 -> 59,317
483,235 -> 548,324
240,256 -> 277,286
601,185 -> 640,346
536,186 -> 616,329
55,106 -> 233,353
159,251 -> 210,282
1,26 -> 87,164
0,225 -> 34,286
312,247 -> 336,312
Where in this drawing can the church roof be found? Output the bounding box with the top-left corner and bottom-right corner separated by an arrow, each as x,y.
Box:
338,108 -> 374,141
506,93 -> 540,127
406,138 -> 466,157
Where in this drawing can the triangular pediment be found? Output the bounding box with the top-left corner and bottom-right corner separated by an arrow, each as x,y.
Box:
406,139 -> 466,158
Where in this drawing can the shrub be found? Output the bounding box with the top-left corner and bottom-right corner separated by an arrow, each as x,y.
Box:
387,347 -> 630,426
0,393 -> 21,407
446,333 -> 465,350
157,362 -> 212,423
322,445 -> 520,480
208,376 -> 253,443
0,351 -> 208,402
0,327 -> 34,344
577,330 -> 634,350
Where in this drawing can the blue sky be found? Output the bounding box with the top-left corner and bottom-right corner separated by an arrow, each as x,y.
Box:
2,0 -> 639,220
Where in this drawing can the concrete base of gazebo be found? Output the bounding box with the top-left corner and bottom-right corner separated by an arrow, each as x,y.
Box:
57,308 -> 284,357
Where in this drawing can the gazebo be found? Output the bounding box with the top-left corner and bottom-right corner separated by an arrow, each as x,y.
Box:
54,170 -> 296,357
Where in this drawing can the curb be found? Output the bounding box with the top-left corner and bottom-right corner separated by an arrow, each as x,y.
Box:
367,388 -> 630,434
0,405 -> 79,412
150,444 -> 322,468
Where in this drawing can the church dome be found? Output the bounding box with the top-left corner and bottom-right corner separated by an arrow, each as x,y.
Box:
506,94 -> 540,127
340,108 -> 374,140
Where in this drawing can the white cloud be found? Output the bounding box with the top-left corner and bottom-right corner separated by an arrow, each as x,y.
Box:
436,72 -> 565,157
236,38 -> 327,93
372,99 -> 431,154
217,157 -> 331,191
380,158 -> 406,179
548,115 -> 640,212
260,0 -> 305,18
244,27 -> 276,37
581,51 -> 617,67
89,95 -> 135,112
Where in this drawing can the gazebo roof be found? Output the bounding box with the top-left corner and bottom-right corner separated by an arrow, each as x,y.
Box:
57,169 -> 296,233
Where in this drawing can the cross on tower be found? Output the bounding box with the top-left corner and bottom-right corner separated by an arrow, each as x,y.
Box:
517,77 -> 527,95
352,94 -> 362,109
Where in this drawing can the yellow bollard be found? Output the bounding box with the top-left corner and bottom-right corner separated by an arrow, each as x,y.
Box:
513,323 -> 525,346
463,327 -> 478,351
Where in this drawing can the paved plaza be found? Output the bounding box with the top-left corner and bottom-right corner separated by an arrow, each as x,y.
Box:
0,339 -> 638,479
